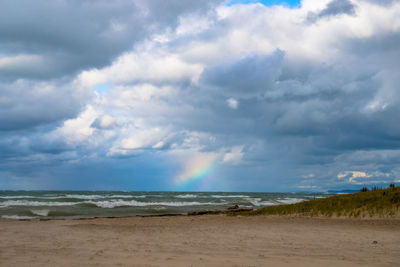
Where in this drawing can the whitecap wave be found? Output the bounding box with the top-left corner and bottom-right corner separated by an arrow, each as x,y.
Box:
112,195 -> 146,199
276,198 -> 304,204
0,200 -> 79,207
30,209 -> 50,216
86,200 -> 226,208
211,195 -> 249,198
153,207 -> 167,210
175,194 -> 198,198
64,194 -> 146,199
1,215 -> 35,220
0,196 -> 37,199
243,197 -> 305,206
65,194 -> 106,200
244,198 -> 276,206
256,201 -> 276,206
0,195 -> 72,200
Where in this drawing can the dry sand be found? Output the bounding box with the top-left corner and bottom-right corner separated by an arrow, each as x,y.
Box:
0,215 -> 399,266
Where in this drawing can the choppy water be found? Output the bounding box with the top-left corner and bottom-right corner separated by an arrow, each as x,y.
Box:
0,191 -> 331,219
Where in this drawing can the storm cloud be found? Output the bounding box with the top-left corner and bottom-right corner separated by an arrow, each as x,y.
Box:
1,0 -> 400,191
307,0 -> 356,23
0,0 -> 222,80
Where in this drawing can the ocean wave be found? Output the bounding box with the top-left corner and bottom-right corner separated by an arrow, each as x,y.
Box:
243,197 -> 305,206
112,195 -> 146,198
255,201 -> 276,206
175,194 -> 198,198
64,194 -> 105,199
0,200 -> 79,207
65,194 -> 147,199
85,200 -> 226,208
0,194 -> 148,201
211,195 -> 249,198
0,195 -> 80,200
153,207 -> 167,210
0,199 -> 227,209
175,194 -> 250,199
30,209 -> 50,216
0,196 -> 37,199
276,198 -> 304,204
1,215 -> 35,220
244,198 -> 276,206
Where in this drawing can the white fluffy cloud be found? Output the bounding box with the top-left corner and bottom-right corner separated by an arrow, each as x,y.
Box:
78,50 -> 204,88
223,146 -> 244,165
227,98 -> 239,109
337,170 -> 392,184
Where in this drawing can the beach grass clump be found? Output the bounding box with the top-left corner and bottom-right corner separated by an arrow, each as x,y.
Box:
234,185 -> 400,218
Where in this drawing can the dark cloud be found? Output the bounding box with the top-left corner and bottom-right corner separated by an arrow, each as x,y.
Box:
307,0 -> 356,23
0,0 -> 222,81
319,0 -> 356,17
0,79 -> 89,131
91,116 -> 118,130
359,0 -> 397,6
0,135 -> 30,160
200,50 -> 284,98
0,0 -> 223,131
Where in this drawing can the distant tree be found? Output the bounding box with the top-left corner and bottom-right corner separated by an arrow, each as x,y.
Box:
389,183 -> 396,189
360,187 -> 369,192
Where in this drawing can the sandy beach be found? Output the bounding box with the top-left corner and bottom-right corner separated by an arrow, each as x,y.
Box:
0,215 -> 399,267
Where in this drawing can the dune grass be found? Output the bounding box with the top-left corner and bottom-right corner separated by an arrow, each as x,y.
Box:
233,186 -> 400,218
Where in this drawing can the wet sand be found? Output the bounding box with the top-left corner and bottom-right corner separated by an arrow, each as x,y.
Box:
0,215 -> 399,266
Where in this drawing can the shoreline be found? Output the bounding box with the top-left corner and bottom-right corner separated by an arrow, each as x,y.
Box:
1,208 -> 399,221
0,213 -> 187,221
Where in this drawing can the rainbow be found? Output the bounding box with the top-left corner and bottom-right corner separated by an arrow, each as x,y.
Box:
175,154 -> 216,189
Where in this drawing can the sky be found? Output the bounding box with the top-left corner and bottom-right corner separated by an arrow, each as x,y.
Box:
1,0 -> 400,192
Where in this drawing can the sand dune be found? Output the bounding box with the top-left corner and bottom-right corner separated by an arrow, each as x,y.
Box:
1,215 -> 399,266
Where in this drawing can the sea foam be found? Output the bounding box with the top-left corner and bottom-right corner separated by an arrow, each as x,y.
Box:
175,194 -> 198,198
0,200 -> 79,207
1,215 -> 35,220
211,195 -> 249,198
30,209 -> 50,216
0,196 -> 37,199
86,200 -> 226,208
276,198 -> 304,204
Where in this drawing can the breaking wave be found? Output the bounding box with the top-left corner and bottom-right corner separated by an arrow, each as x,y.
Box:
86,200 -> 227,209
0,200 -> 79,208
30,209 -> 50,216
1,215 -> 35,220
175,194 -> 198,198
276,198 -> 304,204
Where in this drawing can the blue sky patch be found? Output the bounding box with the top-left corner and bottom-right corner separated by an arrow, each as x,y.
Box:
94,83 -> 111,94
